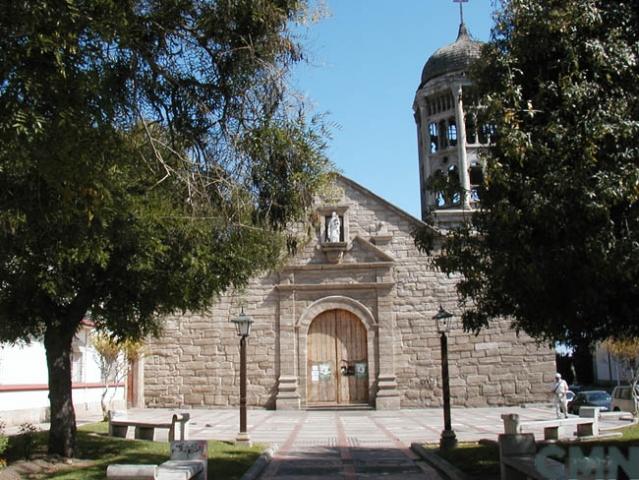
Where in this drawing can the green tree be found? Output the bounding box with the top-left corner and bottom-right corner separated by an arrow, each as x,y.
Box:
602,338 -> 639,416
91,332 -> 143,420
415,0 -> 639,345
0,0 -> 330,457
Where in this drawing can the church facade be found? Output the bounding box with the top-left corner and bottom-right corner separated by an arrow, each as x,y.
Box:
142,20 -> 556,410
143,175 -> 555,410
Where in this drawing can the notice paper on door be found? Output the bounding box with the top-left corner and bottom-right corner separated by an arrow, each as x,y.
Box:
311,364 -> 320,382
319,363 -> 332,380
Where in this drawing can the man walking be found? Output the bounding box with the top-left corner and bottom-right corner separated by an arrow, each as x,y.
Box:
552,372 -> 569,418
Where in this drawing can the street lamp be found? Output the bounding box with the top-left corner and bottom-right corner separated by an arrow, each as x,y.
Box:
232,308 -> 253,446
434,305 -> 457,450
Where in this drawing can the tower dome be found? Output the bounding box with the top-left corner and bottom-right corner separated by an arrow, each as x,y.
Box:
420,23 -> 483,87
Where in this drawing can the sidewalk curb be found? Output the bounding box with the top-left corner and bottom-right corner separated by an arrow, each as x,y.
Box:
410,443 -> 470,480
240,444 -> 279,480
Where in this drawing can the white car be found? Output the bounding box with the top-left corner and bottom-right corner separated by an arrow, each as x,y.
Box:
611,385 -> 639,413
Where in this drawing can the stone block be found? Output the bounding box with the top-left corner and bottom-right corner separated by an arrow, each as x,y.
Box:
579,406 -> 601,419
181,346 -> 200,355
376,394 -> 400,410
467,375 -> 488,386
465,396 -> 486,407
481,383 -> 502,396
501,382 -> 516,395
460,365 -> 478,375
183,393 -> 204,405
478,356 -> 501,364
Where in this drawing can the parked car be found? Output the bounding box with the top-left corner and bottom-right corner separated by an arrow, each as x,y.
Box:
611,385 -> 639,413
567,390 -> 612,414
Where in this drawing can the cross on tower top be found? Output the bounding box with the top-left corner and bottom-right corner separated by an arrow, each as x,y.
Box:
453,0 -> 469,24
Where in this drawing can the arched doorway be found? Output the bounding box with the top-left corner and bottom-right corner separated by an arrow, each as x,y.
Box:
307,309 -> 369,406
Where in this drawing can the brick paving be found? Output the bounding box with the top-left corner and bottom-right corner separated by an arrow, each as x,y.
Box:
106,405 -> 632,479
256,412 -> 440,480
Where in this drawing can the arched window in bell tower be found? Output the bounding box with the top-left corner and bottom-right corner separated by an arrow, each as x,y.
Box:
469,162 -> 484,203
447,118 -> 457,146
465,113 -> 477,144
432,169 -> 446,208
448,165 -> 461,206
478,123 -> 487,144
438,120 -> 448,150
428,122 -> 439,153
479,123 -> 497,145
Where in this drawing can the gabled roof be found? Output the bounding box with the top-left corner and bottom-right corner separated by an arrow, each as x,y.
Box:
337,174 -> 440,237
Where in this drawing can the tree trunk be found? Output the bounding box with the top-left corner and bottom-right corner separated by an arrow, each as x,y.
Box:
101,385 -> 109,421
632,373 -> 639,418
44,324 -> 77,457
572,341 -> 594,385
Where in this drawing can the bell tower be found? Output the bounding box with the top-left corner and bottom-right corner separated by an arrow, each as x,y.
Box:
413,18 -> 488,228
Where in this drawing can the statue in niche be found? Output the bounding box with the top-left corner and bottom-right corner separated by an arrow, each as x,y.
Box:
327,211 -> 341,243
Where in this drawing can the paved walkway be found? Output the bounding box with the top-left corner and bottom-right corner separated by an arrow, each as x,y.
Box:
9,406 -> 632,479
110,405 -> 632,479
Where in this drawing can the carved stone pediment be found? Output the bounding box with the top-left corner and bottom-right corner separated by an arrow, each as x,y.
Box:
350,236 -> 394,263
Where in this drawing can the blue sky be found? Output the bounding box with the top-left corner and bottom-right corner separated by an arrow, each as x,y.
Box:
292,1 -> 496,218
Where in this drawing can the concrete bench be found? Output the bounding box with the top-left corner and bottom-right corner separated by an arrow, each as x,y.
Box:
578,406 -> 602,418
499,433 -> 567,480
107,440 -> 207,480
106,464 -> 157,479
156,460 -> 204,480
501,413 -> 598,440
108,411 -> 190,442
600,410 -> 635,423
107,461 -> 203,480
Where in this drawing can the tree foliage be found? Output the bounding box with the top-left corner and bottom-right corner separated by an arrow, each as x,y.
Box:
416,0 -> 639,346
0,0 -> 330,456
92,332 -> 143,420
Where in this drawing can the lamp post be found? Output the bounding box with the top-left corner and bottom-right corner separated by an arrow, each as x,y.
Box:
434,305 -> 457,450
232,308 -> 253,446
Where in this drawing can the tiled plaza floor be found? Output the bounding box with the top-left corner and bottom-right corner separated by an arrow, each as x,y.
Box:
108,405 -> 632,479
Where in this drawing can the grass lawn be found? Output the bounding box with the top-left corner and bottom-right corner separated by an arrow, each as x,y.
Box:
427,441 -> 500,479
424,423 -> 639,480
4,422 -> 264,479
617,422 -> 639,441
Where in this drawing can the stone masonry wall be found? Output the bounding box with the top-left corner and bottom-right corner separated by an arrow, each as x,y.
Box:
144,177 -> 557,409
144,274 -> 280,409
340,179 -> 556,408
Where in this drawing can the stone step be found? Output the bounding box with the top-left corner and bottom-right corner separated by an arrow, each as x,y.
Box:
305,404 -> 373,411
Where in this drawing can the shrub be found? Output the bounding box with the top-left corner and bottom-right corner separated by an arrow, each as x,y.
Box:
17,423 -> 38,460
0,419 -> 8,469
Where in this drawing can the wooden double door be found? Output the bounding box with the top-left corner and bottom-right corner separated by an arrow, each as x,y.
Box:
307,309 -> 369,405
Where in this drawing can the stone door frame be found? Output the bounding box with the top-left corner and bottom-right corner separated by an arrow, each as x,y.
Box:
275,291 -> 400,410
299,297 -> 377,407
